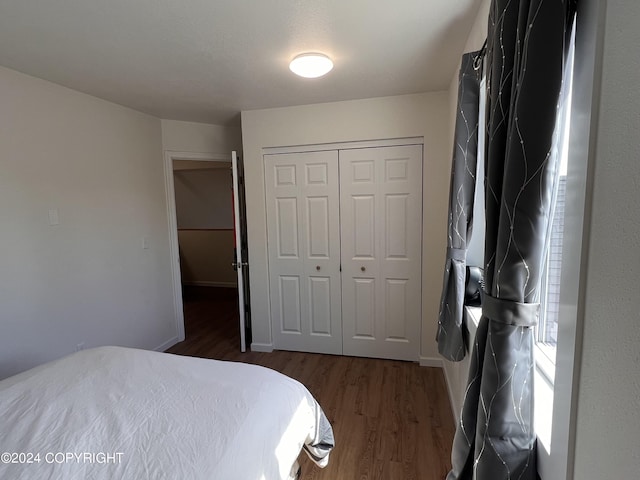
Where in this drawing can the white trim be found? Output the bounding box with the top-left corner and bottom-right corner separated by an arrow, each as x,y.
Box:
163,153 -> 185,342
182,281 -> 238,288
421,356 -> 460,426
442,365 -> 461,425
154,337 -> 180,353
535,343 -> 557,385
465,305 -> 482,351
231,151 -> 247,353
535,363 -> 555,456
163,150 -> 233,343
250,342 -> 274,353
419,356 -> 443,368
262,137 -> 424,155
536,3 -> 603,478
166,150 -> 231,162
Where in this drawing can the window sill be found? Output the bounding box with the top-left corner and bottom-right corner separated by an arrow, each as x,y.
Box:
535,362 -> 554,456
463,305 -> 482,352
536,343 -> 556,385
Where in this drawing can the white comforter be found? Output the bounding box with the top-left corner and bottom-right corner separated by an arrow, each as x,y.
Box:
0,347 -> 333,479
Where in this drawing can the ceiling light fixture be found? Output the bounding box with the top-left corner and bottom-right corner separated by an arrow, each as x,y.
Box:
289,53 -> 333,78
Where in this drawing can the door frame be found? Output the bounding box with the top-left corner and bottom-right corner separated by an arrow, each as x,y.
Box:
262,137 -> 424,156
262,137 -> 425,356
163,150 -> 232,342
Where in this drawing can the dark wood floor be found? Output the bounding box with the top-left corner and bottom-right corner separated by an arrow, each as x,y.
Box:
167,286 -> 455,480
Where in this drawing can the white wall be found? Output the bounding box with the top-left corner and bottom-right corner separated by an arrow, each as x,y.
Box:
173,164 -> 236,287
161,119 -> 242,155
0,66 -> 176,379
177,230 -> 237,287
241,93 -> 451,359
572,0 -> 640,477
173,168 -> 233,229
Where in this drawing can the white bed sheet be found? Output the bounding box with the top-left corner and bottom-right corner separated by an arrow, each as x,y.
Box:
0,346 -> 332,479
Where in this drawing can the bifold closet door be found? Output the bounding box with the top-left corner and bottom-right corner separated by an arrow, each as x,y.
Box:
264,151 -> 342,355
340,145 -> 423,361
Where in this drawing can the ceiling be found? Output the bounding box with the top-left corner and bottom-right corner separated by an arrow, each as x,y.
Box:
0,0 -> 482,126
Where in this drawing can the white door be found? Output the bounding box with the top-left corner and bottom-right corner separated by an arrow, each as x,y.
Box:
264,151 -> 342,355
339,145 -> 423,361
231,151 -> 247,352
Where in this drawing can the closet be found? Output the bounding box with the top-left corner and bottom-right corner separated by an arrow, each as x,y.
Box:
264,143 -> 422,361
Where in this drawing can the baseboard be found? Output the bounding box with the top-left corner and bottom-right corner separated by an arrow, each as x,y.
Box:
183,281 -> 237,288
421,355 -> 460,426
155,337 -> 180,353
250,342 -> 274,353
419,356 -> 444,368
442,364 -> 461,425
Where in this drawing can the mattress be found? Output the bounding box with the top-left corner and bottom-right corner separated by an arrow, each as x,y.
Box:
0,346 -> 333,479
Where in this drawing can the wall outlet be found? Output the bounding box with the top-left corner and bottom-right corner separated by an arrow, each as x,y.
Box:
76,342 -> 85,352
48,209 -> 59,226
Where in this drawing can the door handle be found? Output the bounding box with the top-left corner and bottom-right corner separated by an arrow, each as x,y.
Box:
316,265 -> 321,271
360,266 -> 366,272
232,261 -> 249,271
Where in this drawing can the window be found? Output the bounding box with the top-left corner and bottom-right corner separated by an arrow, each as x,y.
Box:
534,97 -> 570,456
538,173 -> 567,357
536,98 -> 571,383
537,40 -> 573,368
535,15 -> 580,480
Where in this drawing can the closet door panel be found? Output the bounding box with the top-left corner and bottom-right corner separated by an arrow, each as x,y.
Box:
279,276 -> 302,333
309,276 -> 332,335
384,278 -> 409,340
275,197 -> 299,258
385,194 -> 409,259
306,196 -> 330,258
353,278 -> 376,338
352,195 -> 376,259
340,145 -> 422,361
265,151 -> 342,355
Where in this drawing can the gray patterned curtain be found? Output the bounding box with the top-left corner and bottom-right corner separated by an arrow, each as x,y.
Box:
436,51 -> 482,362
446,1 -> 576,479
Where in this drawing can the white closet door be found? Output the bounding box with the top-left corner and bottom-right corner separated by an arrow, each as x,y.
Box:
264,151 -> 342,355
340,145 -> 423,361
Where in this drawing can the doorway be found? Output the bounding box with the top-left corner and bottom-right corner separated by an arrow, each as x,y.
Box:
164,151 -> 250,353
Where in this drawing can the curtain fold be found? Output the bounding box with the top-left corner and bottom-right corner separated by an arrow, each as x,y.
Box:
436,51 -> 482,362
446,1 -> 576,479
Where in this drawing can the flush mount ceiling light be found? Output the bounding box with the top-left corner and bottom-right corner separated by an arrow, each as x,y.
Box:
289,53 -> 333,78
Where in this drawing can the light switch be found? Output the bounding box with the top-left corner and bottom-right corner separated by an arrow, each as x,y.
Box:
142,237 -> 149,249
48,209 -> 59,226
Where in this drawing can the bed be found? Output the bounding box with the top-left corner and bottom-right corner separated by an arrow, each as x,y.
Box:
0,346 -> 334,479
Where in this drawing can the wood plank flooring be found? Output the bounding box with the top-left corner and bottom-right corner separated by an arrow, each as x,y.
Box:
166,286 -> 455,480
